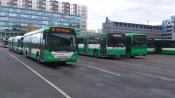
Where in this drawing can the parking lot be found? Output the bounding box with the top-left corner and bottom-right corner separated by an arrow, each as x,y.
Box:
0,46 -> 175,98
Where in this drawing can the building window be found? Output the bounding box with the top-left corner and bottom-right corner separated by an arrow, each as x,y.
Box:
9,13 -> 17,17
0,17 -> 8,21
0,12 -> 8,16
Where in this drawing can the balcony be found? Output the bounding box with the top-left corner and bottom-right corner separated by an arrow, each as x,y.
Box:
9,1 -> 17,4
25,3 -> 32,6
52,7 -> 58,10
10,0 -> 17,2
52,8 -> 58,11
51,3 -> 58,6
22,3 -> 32,8
39,0 -> 46,4
22,0 -> 32,3
52,8 -> 58,12
24,0 -> 32,2
9,1 -> 18,5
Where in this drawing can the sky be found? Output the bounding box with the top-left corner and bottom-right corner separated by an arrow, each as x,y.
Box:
60,0 -> 175,30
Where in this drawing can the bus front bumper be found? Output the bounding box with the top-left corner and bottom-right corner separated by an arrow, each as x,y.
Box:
43,51 -> 78,63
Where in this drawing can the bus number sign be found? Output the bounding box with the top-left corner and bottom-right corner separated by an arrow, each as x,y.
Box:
51,28 -> 70,33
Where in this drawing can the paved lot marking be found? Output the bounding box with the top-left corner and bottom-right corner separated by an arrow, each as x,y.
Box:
79,57 -> 175,81
108,60 -> 175,81
76,62 -> 120,77
9,53 -> 71,98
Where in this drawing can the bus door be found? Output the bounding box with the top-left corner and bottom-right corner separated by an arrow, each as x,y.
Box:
40,32 -> 45,59
100,39 -> 107,56
84,39 -> 88,54
12,38 -> 14,50
26,36 -> 32,56
155,47 -> 162,54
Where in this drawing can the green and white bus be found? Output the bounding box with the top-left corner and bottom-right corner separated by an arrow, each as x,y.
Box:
23,26 -> 77,63
147,38 -> 155,54
8,37 -> 14,51
13,36 -> 23,54
3,38 -> 9,48
125,33 -> 147,57
154,40 -> 175,54
77,33 -> 126,58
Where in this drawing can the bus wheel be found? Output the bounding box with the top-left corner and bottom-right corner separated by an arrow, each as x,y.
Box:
93,50 -> 98,57
131,56 -> 135,58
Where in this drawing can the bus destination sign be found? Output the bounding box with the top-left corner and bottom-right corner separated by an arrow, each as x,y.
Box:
51,28 -> 71,33
113,34 -> 122,38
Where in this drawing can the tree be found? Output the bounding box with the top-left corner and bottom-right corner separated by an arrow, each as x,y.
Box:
27,24 -> 36,32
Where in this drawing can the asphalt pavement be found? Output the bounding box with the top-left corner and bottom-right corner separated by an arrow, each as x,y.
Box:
0,46 -> 175,98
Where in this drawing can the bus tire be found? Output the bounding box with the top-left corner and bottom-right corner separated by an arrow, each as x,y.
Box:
93,50 -> 98,57
131,56 -> 135,58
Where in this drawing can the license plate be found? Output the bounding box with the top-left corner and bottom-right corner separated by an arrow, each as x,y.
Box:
60,58 -> 66,61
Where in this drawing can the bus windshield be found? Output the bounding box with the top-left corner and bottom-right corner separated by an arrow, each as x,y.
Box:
46,33 -> 75,51
133,35 -> 146,45
107,34 -> 125,47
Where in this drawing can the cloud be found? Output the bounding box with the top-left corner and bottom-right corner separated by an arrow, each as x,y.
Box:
123,0 -> 175,24
58,0 -> 175,30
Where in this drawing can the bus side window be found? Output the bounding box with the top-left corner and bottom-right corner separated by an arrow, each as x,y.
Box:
42,33 -> 46,48
18,40 -> 20,47
126,37 -> 131,45
89,37 -> 99,44
21,38 -> 23,48
76,38 -> 84,44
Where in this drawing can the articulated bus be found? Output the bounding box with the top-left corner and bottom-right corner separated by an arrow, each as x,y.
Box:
23,26 -> 77,63
3,38 -> 9,48
125,33 -> 147,57
77,33 -> 126,58
13,36 -> 23,54
154,40 -> 175,54
8,37 -> 14,51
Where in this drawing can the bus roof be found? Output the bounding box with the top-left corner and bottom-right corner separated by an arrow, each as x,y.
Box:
24,26 -> 76,36
77,33 -> 124,38
125,33 -> 146,36
14,36 -> 23,39
77,33 -> 106,38
24,28 -> 45,36
154,39 -> 175,41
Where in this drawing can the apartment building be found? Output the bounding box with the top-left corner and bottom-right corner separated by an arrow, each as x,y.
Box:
0,0 -> 87,39
162,16 -> 175,40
